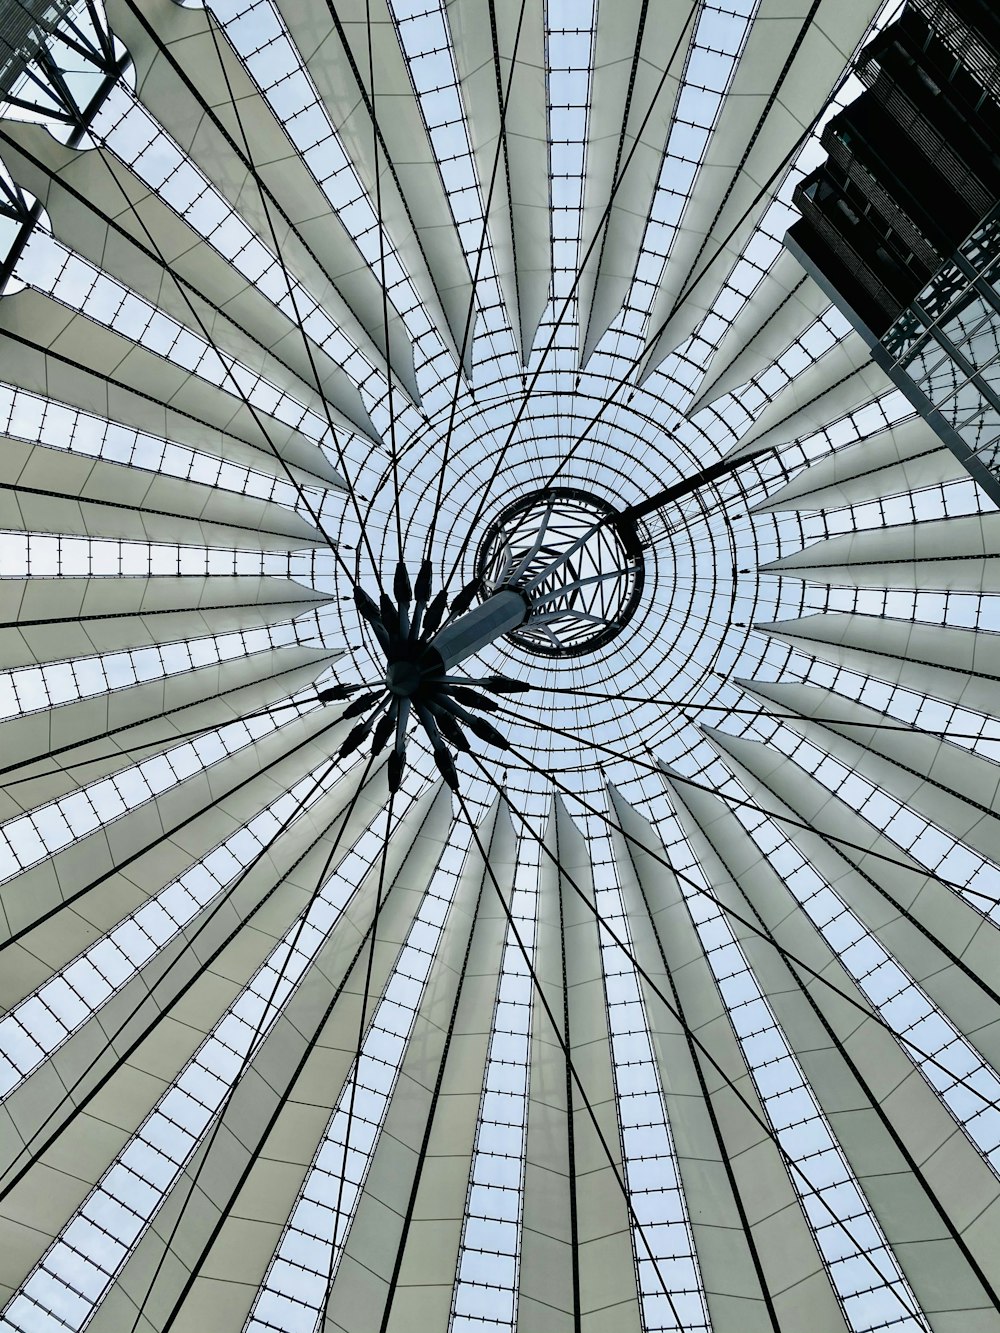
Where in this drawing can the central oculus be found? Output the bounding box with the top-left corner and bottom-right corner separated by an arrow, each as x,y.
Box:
475,487 -> 645,657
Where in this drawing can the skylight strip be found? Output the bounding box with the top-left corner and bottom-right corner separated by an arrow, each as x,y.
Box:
449,946 -> 530,1332
722,767 -> 1000,1170
617,0 -> 758,343
683,874 -> 928,1331
545,0 -> 595,310
799,651 -> 1000,765
591,836 -> 709,1332
210,0 -> 441,368
0,756 -> 342,1099
0,800 -> 417,1333
390,0 -> 487,264
0,611 -> 328,722
751,720 -> 1000,925
245,843 -> 464,1333
0,687 -> 319,883
694,386 -> 914,482
0,383 -> 304,508
450,844 -> 538,1333
816,586 -> 1000,637
680,104 -> 860,385
505,0 -> 598,486
814,476 -> 996,540
0,533 -> 318,578
14,229 -> 332,445
675,0 -> 908,399
89,83 -> 388,413
648,805 -> 928,1333
389,0 -> 509,349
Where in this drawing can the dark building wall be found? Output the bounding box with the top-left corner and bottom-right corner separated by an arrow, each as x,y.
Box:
786,0 -> 1000,508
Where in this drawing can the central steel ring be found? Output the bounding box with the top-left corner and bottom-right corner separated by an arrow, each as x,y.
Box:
474,487 -> 645,658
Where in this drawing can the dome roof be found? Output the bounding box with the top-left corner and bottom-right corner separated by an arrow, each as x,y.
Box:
0,0 -> 998,1329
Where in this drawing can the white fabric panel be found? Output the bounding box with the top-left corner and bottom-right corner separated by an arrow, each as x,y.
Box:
689,251 -> 830,410
663,773 -> 1000,1330
561,785 -> 641,1331
0,121 -> 374,447
106,0 -> 419,408
642,0 -> 881,374
88,783 -> 453,1333
0,573 -> 328,669
752,417 -> 964,512
736,679 -> 1000,868
577,0 -> 696,363
0,718 -> 370,1045
607,785 -> 848,1333
725,331 -> 893,458
269,0 -> 474,376
448,0 -> 549,364
0,705 -> 348,1001
759,611 -> 1000,717
0,434 -> 326,552
763,512 -> 1000,591
329,798 -> 516,1332
0,643 -> 336,822
0,289 -> 342,489
0,756 -> 392,1310
704,730 -> 1000,1078
518,794 -> 575,1332
518,796 -> 641,1332
0,746 -> 378,1274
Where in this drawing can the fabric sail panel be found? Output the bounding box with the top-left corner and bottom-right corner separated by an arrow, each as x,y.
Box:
0,644 -> 338,823
0,751 -> 389,1305
326,797 -> 516,1331
83,781 -> 453,1333
663,771 -> 1000,1329
703,728 -> 1000,1078
517,795 -> 641,1332
104,0 -> 419,410
607,783 -> 849,1333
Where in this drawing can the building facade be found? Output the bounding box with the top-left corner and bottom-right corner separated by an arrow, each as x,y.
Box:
786,0 -> 1000,506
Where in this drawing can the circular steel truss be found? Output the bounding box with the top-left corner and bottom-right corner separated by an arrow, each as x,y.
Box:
475,486 -> 645,657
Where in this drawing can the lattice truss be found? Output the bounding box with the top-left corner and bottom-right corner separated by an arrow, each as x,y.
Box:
0,0 -> 998,1330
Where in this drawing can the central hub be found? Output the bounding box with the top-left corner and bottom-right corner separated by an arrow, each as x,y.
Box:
386,659 -> 422,697
475,487 -> 645,657
342,496 -> 642,793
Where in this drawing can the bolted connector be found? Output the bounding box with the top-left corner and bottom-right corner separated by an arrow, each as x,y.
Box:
343,690 -> 383,719
354,587 -> 382,625
371,710 -> 396,755
445,685 -> 498,713
480,675 -> 531,694
317,683 -> 356,702
422,589 -> 448,637
449,578 -> 481,617
355,586 -> 390,650
433,745 -> 460,791
431,707 -> 470,752
394,561 -> 412,604
379,592 -> 400,638
414,558 -> 433,602
464,714 -> 510,750
339,719 -> 373,759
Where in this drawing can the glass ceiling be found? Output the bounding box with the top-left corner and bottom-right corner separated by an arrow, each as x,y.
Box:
0,0 -> 999,1329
